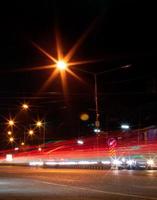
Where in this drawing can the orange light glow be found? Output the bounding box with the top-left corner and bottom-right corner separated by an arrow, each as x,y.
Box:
56,60 -> 68,70
36,121 -> 42,127
28,130 -> 34,136
8,120 -> 15,126
9,137 -> 14,142
80,113 -> 89,121
21,142 -> 25,146
8,131 -> 12,135
29,21 -> 102,95
22,103 -> 29,110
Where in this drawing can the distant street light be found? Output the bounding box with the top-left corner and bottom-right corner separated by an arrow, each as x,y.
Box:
21,142 -> 25,146
28,129 -> 34,136
36,121 -> 43,128
71,64 -> 131,130
121,124 -> 130,130
22,103 -> 29,110
8,120 -> 15,126
9,137 -> 14,143
7,131 -> 12,136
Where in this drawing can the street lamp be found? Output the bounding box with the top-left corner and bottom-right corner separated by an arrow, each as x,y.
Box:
22,103 -> 29,110
9,137 -> 14,143
8,120 -> 15,127
21,142 -> 25,146
36,121 -> 43,128
56,60 -> 68,71
7,131 -> 12,136
28,129 -> 34,136
71,65 -> 131,130
121,124 -> 130,130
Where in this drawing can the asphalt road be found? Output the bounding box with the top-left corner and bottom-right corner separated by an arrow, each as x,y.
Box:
0,166 -> 157,200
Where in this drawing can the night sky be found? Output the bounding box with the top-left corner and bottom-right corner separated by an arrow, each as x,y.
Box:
0,0 -> 157,148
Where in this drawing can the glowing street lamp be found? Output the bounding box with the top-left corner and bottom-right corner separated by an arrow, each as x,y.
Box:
32,39 -> 131,133
7,131 -> 12,136
9,137 -> 14,143
36,121 -> 43,128
56,60 -> 68,71
21,142 -> 25,146
8,120 -> 15,126
28,129 -> 34,136
121,124 -> 130,130
22,103 -> 29,110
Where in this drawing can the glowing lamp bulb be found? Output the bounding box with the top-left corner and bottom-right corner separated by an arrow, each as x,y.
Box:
8,131 -> 12,135
9,137 -> 14,142
56,60 -> 67,70
36,121 -> 42,127
22,104 -> 29,110
8,120 -> 14,126
29,130 -> 34,135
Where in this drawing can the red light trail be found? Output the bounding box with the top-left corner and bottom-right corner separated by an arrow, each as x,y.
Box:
0,129 -> 157,165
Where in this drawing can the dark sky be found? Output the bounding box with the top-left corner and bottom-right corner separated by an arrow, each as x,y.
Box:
0,0 -> 157,148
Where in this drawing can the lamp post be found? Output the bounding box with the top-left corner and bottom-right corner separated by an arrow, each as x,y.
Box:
94,74 -> 100,129
71,65 -> 131,130
32,41 -> 131,131
55,60 -> 131,130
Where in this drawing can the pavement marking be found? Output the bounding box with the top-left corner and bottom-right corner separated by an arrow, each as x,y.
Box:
34,179 -> 157,200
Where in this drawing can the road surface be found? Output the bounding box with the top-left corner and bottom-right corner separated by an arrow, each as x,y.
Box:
0,166 -> 157,200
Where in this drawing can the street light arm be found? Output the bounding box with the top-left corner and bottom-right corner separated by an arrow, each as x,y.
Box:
70,67 -> 95,75
96,64 -> 131,75
70,64 -> 131,130
71,64 -> 131,76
